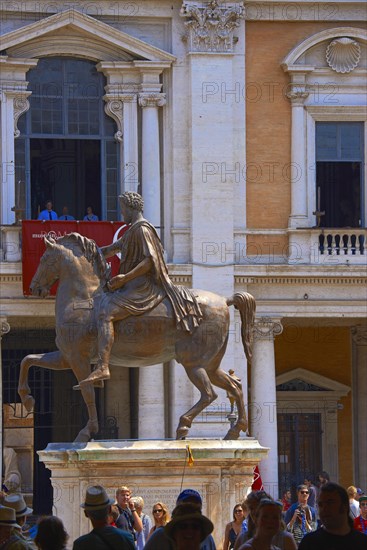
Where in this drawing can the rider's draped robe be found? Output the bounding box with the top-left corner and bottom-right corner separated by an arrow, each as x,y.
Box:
108,219 -> 202,333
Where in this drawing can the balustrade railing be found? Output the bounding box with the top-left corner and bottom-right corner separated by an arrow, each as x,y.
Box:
318,229 -> 365,257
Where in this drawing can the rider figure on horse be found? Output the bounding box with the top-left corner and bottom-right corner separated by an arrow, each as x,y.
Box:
80,192 -> 202,386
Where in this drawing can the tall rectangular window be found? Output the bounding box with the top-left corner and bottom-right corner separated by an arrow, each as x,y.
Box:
316,122 -> 364,227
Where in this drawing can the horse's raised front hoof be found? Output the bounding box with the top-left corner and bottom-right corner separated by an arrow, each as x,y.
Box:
176,426 -> 189,440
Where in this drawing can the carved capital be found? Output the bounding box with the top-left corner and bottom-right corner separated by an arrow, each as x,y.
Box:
1,319 -> 10,338
351,325 -> 367,345
13,94 -> 30,138
138,93 -> 166,108
103,98 -> 123,142
286,90 -> 309,105
253,317 -> 283,341
180,1 -> 244,53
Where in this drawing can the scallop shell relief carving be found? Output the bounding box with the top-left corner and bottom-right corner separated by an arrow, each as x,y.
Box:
326,38 -> 361,73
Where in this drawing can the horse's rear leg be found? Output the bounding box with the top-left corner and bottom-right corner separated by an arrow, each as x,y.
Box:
208,368 -> 248,439
176,366 -> 218,439
18,351 -> 69,412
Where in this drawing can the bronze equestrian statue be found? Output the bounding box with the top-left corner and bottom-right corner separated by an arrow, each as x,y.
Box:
19,192 -> 256,442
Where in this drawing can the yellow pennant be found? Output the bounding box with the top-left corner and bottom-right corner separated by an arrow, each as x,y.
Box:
187,445 -> 194,467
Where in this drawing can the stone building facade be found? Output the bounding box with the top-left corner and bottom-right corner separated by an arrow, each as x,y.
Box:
0,0 -> 366,519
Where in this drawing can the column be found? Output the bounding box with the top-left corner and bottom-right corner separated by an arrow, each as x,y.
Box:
138,93 -> 166,234
251,317 -> 283,498
351,325 -> 367,490
0,319 -> 11,479
138,365 -> 165,439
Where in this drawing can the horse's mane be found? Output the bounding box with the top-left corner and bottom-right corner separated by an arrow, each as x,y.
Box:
57,233 -> 111,285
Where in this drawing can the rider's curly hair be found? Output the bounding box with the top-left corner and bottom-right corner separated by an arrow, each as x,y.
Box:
119,192 -> 144,212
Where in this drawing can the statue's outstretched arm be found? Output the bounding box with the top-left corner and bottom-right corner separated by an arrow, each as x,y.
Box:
107,257 -> 153,291
101,240 -> 122,259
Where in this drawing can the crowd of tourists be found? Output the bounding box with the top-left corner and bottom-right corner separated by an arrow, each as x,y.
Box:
0,479 -> 366,549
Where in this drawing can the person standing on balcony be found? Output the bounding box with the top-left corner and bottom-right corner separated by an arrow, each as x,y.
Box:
83,206 -> 99,221
37,200 -> 58,220
59,206 -> 75,220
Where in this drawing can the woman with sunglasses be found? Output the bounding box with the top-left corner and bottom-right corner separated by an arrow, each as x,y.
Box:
224,504 -> 247,549
148,502 -> 170,539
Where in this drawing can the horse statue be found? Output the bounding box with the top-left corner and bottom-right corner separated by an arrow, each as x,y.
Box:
18,233 -> 256,442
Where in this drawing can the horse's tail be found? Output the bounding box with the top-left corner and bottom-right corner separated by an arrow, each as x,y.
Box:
226,292 -> 256,362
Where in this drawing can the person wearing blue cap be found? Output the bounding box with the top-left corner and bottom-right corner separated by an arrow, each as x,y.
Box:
144,489 -> 216,550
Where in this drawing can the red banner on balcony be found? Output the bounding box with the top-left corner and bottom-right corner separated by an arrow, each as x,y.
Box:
22,221 -> 129,296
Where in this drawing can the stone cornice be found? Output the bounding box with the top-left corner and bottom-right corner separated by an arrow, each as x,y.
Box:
306,105 -> 367,120
235,276 -> 367,285
244,3 -> 367,22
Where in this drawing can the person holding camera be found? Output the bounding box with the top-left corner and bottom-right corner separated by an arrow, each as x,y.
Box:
285,485 -> 316,546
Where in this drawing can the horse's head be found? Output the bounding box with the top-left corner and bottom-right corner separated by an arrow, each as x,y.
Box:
30,233 -> 110,298
30,236 -> 61,297
30,236 -> 62,297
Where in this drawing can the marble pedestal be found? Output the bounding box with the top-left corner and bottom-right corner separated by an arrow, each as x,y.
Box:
38,439 -> 268,549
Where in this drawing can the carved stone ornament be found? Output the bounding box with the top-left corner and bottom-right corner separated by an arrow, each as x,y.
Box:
138,93 -> 166,108
253,317 -> 283,341
326,37 -> 361,73
104,99 -> 123,142
13,96 -> 30,138
286,90 -> 309,104
1,319 -> 10,337
351,325 -> 367,345
180,1 -> 244,53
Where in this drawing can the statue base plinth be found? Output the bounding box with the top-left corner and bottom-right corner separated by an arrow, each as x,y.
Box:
38,438 -> 269,548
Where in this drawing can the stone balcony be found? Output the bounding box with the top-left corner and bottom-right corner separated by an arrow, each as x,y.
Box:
1,225 -> 366,268
288,227 -> 367,265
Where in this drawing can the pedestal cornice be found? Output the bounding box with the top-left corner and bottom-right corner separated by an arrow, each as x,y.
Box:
38,439 -> 269,466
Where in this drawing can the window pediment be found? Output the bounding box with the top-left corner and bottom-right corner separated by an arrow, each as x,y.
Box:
0,8 -> 176,63
276,368 -> 350,396
282,26 -> 367,72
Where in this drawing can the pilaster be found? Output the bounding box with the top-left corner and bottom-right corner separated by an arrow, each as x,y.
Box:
0,57 -> 37,225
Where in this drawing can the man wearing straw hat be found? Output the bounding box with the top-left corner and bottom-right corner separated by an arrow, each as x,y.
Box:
3,493 -> 35,548
73,485 -> 134,549
0,506 -> 32,549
